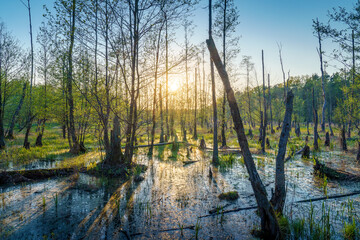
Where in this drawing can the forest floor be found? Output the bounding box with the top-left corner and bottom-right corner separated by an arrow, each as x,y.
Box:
0,123 -> 359,239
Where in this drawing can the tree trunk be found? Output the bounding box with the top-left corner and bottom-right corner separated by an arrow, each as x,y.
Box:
124,0 -> 139,165
357,141 -> 360,162
23,0 -> 34,150
104,116 -> 123,166
325,132 -> 330,147
193,68 -> 198,140
209,0 -> 218,164
270,90 -> 294,214
160,84 -> 164,143
165,13 -> 170,140
207,37 -> 280,238
341,125 -> 347,151
67,0 -> 83,154
149,20 -> 163,156
316,18 -> 326,132
0,39 -> 5,148
313,88 -> 319,151
268,74 -> 274,134
261,50 -> 267,154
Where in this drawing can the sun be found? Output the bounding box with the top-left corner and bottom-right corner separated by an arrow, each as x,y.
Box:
169,80 -> 179,92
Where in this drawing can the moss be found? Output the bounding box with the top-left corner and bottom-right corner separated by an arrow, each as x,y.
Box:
218,191 -> 239,201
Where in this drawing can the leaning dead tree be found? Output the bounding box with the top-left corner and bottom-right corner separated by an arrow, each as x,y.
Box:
270,90 -> 294,214
207,37 -> 280,238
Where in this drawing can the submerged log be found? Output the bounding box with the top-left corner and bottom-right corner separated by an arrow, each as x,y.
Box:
0,168 -> 74,185
314,158 -> 360,181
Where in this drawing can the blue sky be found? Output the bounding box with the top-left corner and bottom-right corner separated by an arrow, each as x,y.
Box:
0,0 -> 356,87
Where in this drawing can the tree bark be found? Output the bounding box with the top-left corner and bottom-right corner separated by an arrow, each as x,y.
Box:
160,84 -> 165,143
0,36 -> 5,148
268,74 -> 274,134
209,0 -> 218,164
261,50 -> 267,153
23,0 -> 34,149
270,90 -> 294,214
193,68 -> 198,140
67,0 -> 84,154
207,37 -> 280,238
357,141 -> 360,162
341,125 -> 347,151
313,88 -> 319,151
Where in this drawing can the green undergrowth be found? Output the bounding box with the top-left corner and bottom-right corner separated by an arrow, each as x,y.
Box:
218,191 -> 239,201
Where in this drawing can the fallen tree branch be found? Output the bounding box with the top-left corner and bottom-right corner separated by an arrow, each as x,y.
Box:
130,225 -> 195,237
0,168 -> 75,185
285,146 -> 306,162
314,159 -> 360,181
200,190 -> 360,218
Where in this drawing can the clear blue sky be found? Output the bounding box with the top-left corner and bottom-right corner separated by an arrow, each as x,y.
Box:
0,0 -> 356,86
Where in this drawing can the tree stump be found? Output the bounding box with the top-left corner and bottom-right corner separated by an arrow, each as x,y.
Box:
266,138 -> 271,148
301,145 -> 310,159
295,125 -> 300,137
324,132 -> 330,147
199,137 -> 206,150
248,129 -> 253,138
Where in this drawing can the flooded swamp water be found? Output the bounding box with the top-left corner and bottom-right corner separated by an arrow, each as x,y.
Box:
0,146 -> 359,239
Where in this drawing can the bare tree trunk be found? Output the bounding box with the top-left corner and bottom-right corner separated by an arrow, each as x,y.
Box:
207,37 -> 280,238
314,19 -> 326,132
357,141 -> 360,162
209,0 -> 218,164
220,0 -> 227,148
261,50 -> 267,154
165,13 -> 170,140
160,84 -> 165,143
67,0 -> 83,154
328,87 -> 334,136
348,30 -> 355,138
278,44 -> 287,100
341,124 -> 347,151
193,68 -> 198,139
313,88 -> 319,151
149,21 -> 164,156
23,0 -> 34,149
270,90 -> 294,213
268,74 -> 274,134
0,40 -> 5,148
124,0 -> 139,165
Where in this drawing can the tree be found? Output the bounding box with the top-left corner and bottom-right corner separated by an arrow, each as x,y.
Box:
270,90 -> 294,213
35,23 -> 51,147
214,0 -> 240,148
209,0 -> 218,164
313,18 -> 327,133
22,0 -> 35,150
207,37 -> 280,238
242,56 -> 254,129
261,50 -> 267,154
